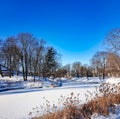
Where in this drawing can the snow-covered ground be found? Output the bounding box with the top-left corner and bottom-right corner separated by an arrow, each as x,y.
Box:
91,104 -> 120,119
0,76 -> 120,119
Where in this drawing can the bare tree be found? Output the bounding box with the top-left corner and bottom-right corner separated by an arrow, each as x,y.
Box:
17,33 -> 35,81
63,64 -> 71,77
72,62 -> 81,77
1,37 -> 20,77
0,39 -> 4,77
55,69 -> 67,77
90,51 -> 108,79
105,28 -> 120,53
106,52 -> 120,77
82,64 -> 89,79
31,40 -> 46,81
104,28 -> 120,77
90,52 -> 100,77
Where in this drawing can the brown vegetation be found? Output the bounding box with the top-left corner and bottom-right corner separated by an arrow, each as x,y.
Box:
32,83 -> 120,119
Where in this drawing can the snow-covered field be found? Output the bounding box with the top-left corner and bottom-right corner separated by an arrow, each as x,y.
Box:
0,76 -> 120,119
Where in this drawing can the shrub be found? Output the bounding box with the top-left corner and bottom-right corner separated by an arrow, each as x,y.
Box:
32,83 -> 120,119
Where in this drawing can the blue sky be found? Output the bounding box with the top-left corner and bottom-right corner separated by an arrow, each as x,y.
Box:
0,0 -> 120,65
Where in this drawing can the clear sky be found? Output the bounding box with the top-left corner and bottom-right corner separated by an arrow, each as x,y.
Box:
0,0 -> 120,65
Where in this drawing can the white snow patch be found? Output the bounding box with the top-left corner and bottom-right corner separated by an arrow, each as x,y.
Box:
0,86 -> 96,119
91,105 -> 120,119
105,77 -> 120,84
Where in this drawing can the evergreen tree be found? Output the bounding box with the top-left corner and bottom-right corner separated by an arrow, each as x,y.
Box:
44,47 -> 58,77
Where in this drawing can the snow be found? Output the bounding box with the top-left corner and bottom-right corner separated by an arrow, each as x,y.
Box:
0,87 -> 96,119
91,105 -> 120,119
0,76 -> 43,91
105,77 -> 120,84
0,76 -> 120,119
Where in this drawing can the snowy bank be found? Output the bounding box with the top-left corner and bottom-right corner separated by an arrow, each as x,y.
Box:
105,77 -> 120,84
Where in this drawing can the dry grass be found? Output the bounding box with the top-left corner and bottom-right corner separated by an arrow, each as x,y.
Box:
32,83 -> 120,119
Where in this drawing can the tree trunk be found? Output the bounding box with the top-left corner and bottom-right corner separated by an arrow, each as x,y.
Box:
102,63 -> 106,79
9,56 -> 12,78
25,53 -> 28,81
21,56 -> 26,81
0,64 -> 3,77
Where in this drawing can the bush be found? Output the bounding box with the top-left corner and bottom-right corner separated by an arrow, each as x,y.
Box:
32,83 -> 120,119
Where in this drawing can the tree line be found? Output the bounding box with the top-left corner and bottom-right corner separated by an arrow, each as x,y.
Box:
0,28 -> 120,80
0,33 -> 61,81
63,28 -> 120,79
